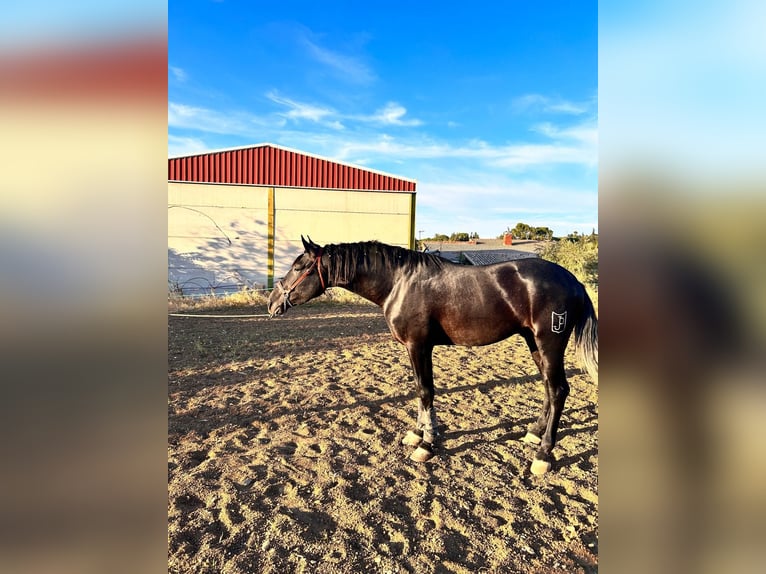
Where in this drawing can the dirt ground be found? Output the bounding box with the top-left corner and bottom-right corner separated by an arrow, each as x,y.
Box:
168,302 -> 598,573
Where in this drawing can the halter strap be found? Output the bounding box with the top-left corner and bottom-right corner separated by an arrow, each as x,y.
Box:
317,249 -> 326,290
280,247 -> 325,294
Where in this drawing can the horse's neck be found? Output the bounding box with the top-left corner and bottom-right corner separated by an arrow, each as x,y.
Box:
329,250 -> 395,307
346,273 -> 395,306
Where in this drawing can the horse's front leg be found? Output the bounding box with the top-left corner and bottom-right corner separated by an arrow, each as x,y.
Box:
401,401 -> 425,447
403,342 -> 438,462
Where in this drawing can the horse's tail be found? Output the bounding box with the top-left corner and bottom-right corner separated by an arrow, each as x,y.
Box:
575,289 -> 598,383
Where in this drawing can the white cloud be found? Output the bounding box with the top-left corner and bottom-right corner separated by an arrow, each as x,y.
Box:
168,134 -> 207,157
415,175 -> 597,238
512,93 -> 591,115
300,34 -> 377,85
168,102 -> 283,137
367,102 -> 423,126
546,101 -> 588,115
168,102 -> 200,123
533,121 -> 597,144
265,92 -> 420,129
169,65 -> 187,83
322,125 -> 596,169
266,91 -> 338,124
168,97 -> 596,173
489,143 -> 596,168
417,174 -> 595,208
512,93 -> 548,110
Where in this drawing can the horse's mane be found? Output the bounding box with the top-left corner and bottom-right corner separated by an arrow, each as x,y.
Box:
325,240 -> 448,284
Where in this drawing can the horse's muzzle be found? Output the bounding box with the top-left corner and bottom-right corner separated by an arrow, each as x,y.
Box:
267,297 -> 284,318
268,305 -> 283,318
267,286 -> 291,317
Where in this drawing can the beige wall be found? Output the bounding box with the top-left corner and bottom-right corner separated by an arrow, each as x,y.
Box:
168,181 -> 415,295
272,186 -> 413,280
168,182 -> 270,295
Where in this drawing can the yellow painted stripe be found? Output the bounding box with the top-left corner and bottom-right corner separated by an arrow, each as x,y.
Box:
267,187 -> 275,288
408,192 -> 417,250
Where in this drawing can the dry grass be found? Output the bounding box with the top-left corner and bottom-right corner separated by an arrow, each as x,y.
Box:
169,288 -> 271,314
168,287 -> 375,315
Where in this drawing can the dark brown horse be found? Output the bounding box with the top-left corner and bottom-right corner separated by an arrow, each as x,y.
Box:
268,237 -> 598,474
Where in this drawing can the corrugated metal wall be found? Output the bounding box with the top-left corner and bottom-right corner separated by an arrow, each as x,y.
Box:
168,145 -> 416,192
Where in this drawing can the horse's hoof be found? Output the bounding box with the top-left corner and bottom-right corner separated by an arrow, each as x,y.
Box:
522,432 -> 542,445
410,445 -> 434,462
530,458 -> 552,475
402,430 -> 423,447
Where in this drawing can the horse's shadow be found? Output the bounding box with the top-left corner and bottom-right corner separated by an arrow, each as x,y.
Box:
287,369 -> 597,469
439,404 -> 597,462
440,420 -> 533,457
237,368 -> 597,471
301,368 -> 584,416
554,446 -> 599,471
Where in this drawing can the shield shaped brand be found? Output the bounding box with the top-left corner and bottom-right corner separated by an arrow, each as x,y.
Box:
551,310 -> 567,333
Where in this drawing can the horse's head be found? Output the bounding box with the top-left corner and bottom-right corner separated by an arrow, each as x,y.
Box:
268,236 -> 327,317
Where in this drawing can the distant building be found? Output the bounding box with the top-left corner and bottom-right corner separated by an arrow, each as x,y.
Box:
168,143 -> 416,295
427,238 -> 541,266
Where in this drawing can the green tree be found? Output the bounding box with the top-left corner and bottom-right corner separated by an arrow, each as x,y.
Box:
499,223 -> 556,241
511,222 -> 533,240
533,226 -> 554,240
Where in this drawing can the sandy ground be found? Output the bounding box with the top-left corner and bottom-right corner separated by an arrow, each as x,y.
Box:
168,303 -> 598,573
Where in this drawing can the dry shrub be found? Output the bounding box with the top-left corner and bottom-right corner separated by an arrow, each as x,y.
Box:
538,238 -> 599,287
322,287 -> 375,306
168,288 -> 270,313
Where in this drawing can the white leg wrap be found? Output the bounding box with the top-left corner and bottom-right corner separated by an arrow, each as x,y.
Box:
402,430 -> 423,447
410,445 -> 434,462
522,432 -> 542,445
531,458 -> 552,475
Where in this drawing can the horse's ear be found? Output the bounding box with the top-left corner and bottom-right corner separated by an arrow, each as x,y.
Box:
301,235 -> 320,255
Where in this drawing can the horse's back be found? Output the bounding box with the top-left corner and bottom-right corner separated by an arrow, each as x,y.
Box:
506,257 -> 584,293
465,257 -> 587,340
385,256 -> 587,347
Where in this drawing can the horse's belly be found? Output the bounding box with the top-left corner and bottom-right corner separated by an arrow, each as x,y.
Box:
439,313 -> 517,346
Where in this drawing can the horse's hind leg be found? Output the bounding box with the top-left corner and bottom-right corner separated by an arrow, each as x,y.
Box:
521,331 -> 548,445
523,398 -> 549,446
531,349 -> 569,475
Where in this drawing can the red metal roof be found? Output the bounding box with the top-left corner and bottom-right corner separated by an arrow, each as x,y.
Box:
168,143 -> 416,192
0,37 -> 166,102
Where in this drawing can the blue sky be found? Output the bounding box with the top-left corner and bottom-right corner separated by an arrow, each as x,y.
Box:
169,1 -> 597,239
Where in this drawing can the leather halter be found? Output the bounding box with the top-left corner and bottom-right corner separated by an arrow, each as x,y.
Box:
275,248 -> 325,312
